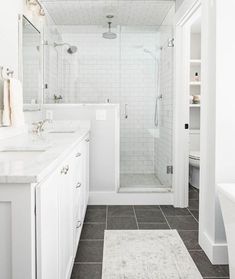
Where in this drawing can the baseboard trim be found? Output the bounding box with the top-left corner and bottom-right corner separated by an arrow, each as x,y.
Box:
88,191 -> 174,205
199,231 -> 228,264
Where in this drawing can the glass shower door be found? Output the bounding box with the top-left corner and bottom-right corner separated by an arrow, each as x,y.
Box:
119,26 -> 174,191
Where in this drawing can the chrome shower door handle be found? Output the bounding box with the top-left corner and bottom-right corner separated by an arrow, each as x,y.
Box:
124,104 -> 128,119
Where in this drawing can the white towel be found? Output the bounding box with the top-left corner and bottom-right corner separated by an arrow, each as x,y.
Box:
9,78 -> 25,127
0,80 -> 4,126
2,80 -> 11,126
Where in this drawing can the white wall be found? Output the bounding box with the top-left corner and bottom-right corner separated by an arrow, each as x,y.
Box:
42,104 -> 119,192
0,1 -> 58,137
199,0 -> 235,264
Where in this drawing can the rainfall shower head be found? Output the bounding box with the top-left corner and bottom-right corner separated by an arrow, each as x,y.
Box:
102,18 -> 117,39
54,42 -> 78,54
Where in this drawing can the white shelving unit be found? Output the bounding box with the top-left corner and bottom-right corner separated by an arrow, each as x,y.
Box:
190,81 -> 201,86
189,33 -> 201,131
190,104 -> 200,108
190,59 -> 201,64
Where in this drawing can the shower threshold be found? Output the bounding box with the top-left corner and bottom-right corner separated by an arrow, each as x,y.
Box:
119,174 -> 172,193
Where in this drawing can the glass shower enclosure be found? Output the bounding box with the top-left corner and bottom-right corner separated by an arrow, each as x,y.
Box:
119,25 -> 174,192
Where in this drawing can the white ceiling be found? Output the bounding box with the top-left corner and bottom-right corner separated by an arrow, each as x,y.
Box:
41,0 -> 175,26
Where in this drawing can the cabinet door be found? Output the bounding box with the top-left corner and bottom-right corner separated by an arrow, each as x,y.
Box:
36,170 -> 60,279
59,157 -> 75,279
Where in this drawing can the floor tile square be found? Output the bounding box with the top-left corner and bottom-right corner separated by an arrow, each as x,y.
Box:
75,240 -> 104,263
107,217 -> 137,230
108,206 -> 134,217
84,209 -> 106,223
134,205 -> 160,210
135,209 -> 165,223
71,264 -> 102,279
160,205 -> 191,217
178,230 -> 201,250
166,216 -> 198,230
188,199 -> 199,211
189,188 -> 199,200
81,224 -> 106,240
138,223 -> 170,230
189,250 -> 229,278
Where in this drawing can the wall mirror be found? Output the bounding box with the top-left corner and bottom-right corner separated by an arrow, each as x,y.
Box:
19,15 -> 42,110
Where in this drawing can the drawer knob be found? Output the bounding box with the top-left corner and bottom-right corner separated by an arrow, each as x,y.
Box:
65,165 -> 69,174
76,152 -> 82,157
61,165 -> 69,175
76,182 -> 82,188
76,221 -> 81,229
85,138 -> 90,142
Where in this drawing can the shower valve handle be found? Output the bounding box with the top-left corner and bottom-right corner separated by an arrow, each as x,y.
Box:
124,104 -> 128,119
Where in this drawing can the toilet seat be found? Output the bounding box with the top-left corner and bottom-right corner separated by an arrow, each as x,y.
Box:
189,151 -> 200,160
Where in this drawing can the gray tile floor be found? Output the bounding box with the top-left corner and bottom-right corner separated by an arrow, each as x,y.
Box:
71,186 -> 230,279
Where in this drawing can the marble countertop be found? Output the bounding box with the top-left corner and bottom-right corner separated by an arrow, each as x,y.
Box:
0,120 -> 90,184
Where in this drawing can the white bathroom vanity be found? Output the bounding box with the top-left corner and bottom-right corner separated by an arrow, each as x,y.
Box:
0,121 -> 90,279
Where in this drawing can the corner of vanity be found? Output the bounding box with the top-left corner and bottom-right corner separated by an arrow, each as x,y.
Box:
0,121 -> 90,279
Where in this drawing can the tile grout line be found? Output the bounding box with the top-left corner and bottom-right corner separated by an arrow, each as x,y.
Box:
105,205 -> 108,230
187,208 -> 199,224
133,205 -> 139,229
159,206 -> 172,229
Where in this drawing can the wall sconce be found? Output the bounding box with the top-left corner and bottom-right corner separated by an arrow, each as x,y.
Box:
27,0 -> 45,16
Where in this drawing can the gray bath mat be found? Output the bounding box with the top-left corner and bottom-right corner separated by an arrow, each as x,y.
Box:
102,230 -> 202,279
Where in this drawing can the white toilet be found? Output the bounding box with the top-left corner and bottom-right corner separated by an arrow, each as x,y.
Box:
189,131 -> 200,189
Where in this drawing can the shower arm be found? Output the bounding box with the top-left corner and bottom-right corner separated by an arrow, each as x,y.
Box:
54,42 -> 71,48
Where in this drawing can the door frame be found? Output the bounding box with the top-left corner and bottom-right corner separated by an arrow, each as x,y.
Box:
173,0 -> 202,207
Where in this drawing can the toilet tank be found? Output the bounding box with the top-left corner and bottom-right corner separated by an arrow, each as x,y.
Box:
189,130 -> 200,151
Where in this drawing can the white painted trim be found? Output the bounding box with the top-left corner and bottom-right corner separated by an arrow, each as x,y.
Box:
89,191 -> 174,205
173,0 -> 201,207
199,231 -> 228,265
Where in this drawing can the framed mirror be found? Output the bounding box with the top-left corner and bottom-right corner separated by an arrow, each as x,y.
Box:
19,15 -> 42,111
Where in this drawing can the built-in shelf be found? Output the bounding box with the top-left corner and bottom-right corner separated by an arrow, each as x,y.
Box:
190,104 -> 200,108
190,59 -> 201,64
190,81 -> 201,86
189,129 -> 200,133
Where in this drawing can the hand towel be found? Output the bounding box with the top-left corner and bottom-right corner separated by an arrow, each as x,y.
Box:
2,80 -> 11,126
9,78 -> 25,127
0,80 -> 4,126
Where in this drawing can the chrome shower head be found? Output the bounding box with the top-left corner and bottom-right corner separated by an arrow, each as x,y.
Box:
54,42 -> 78,54
67,45 -> 77,54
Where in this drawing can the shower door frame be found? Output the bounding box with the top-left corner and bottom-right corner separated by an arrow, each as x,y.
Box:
173,0 -> 202,207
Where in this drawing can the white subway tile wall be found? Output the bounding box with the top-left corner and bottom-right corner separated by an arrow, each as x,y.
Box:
45,27 -> 173,186
43,26 -> 62,104
23,33 -> 40,104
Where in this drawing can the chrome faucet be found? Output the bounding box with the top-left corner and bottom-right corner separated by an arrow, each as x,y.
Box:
32,119 -> 51,134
